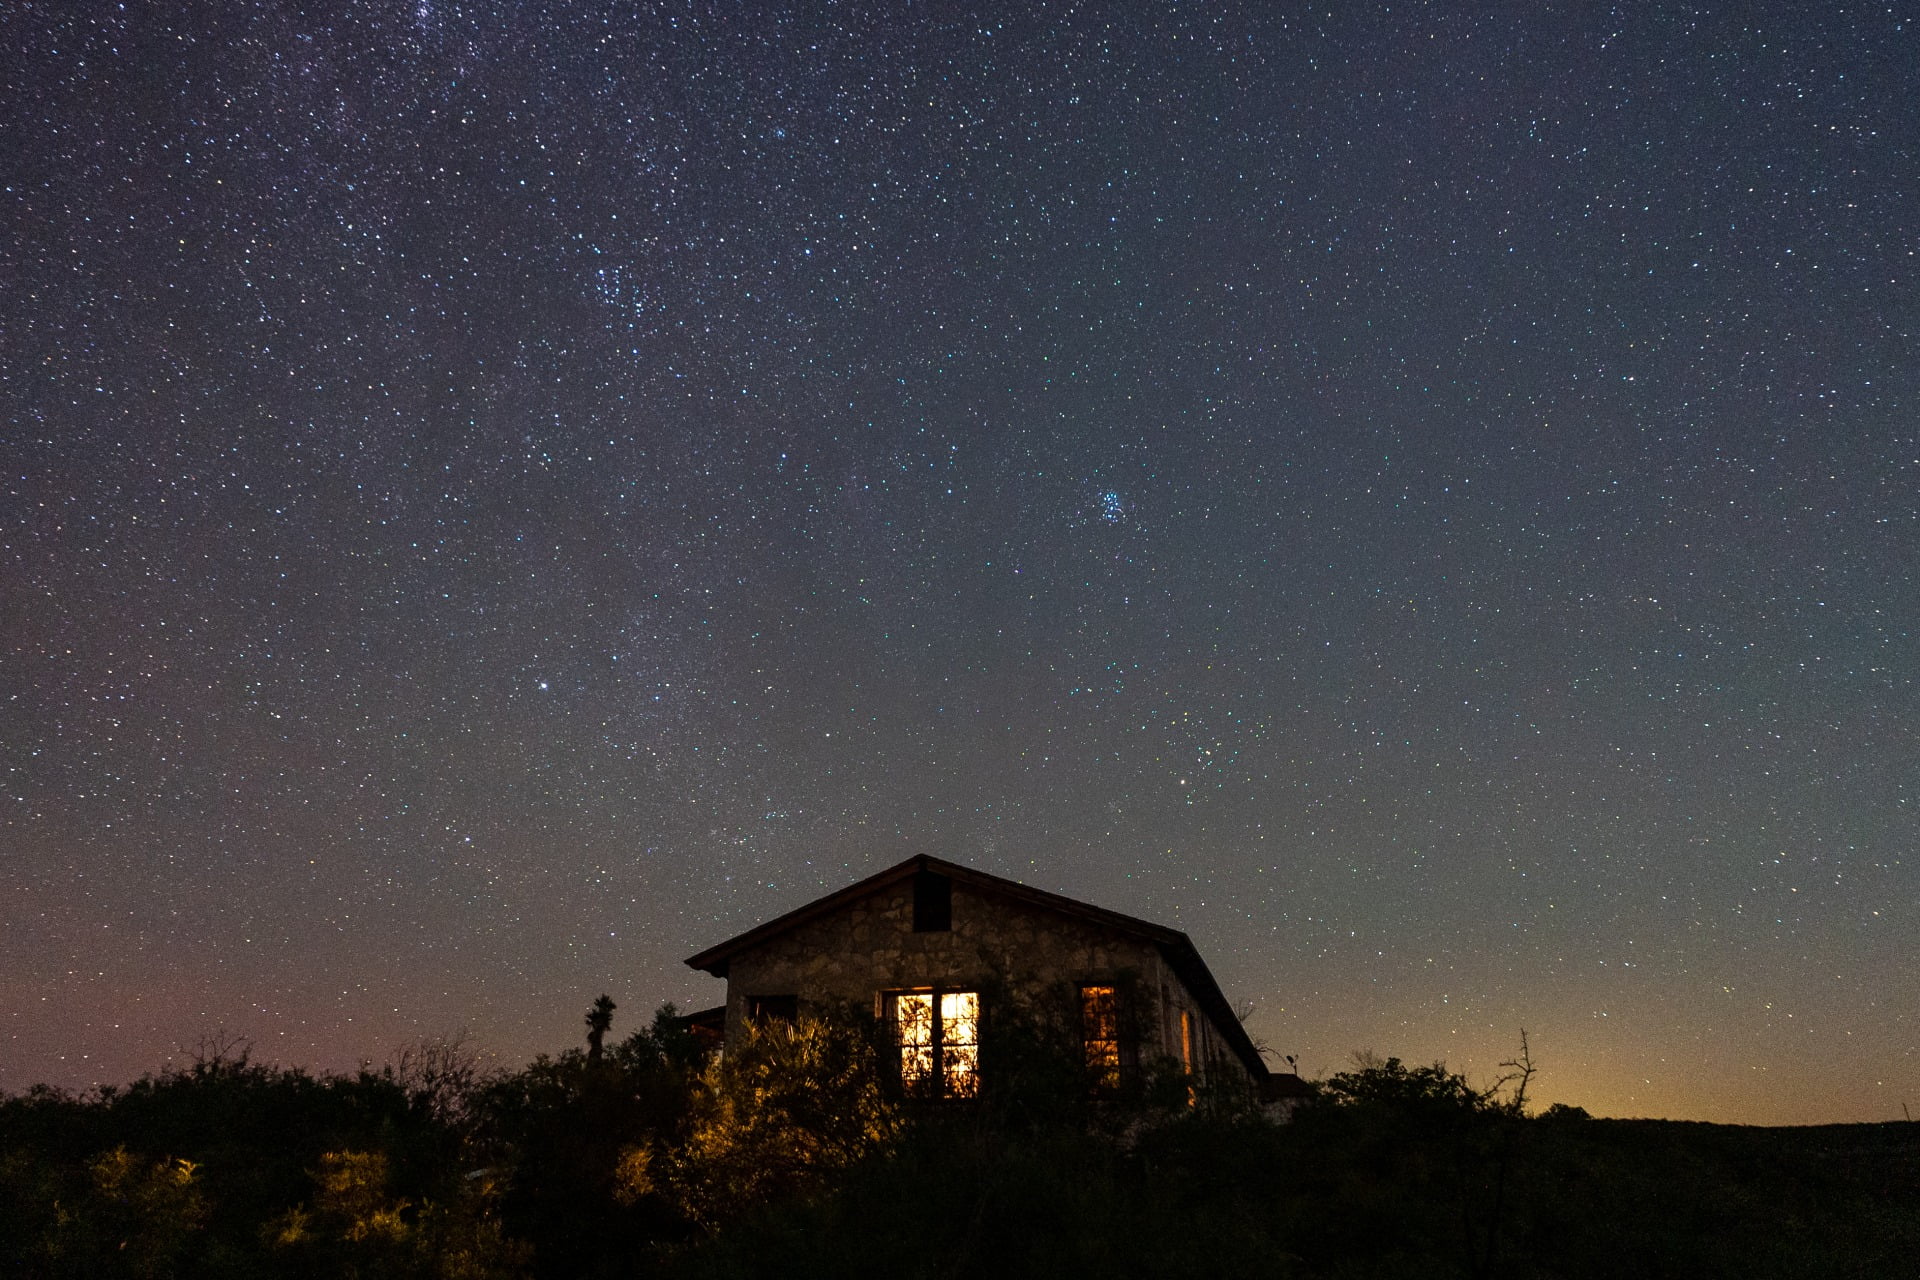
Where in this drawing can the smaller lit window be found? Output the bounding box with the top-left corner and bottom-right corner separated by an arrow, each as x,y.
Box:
1180,1009 -> 1196,1106
1082,985 -> 1121,1091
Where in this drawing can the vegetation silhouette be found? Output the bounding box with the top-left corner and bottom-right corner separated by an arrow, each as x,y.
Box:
643,1011 -> 900,1230
584,995 -> 616,1065
2,1007 -> 1915,1278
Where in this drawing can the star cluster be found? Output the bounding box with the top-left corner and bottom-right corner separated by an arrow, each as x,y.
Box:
4,1 -> 1915,1123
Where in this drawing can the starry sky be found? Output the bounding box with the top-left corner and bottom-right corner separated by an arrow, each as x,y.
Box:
5,1 -> 1915,1125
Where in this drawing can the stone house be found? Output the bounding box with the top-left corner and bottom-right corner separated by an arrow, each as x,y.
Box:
684,855 -> 1288,1101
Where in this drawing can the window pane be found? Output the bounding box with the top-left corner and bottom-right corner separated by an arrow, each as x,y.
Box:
944,1042 -> 979,1097
901,1044 -> 936,1088
940,991 -> 978,1044
941,991 -> 980,1097
1082,986 -> 1118,1040
893,992 -> 936,1090
895,992 -> 935,1045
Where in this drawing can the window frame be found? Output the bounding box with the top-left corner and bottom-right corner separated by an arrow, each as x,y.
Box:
882,987 -> 980,1099
1081,983 -> 1123,1091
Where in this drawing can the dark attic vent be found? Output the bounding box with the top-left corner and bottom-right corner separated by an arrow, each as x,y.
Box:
913,870 -> 952,932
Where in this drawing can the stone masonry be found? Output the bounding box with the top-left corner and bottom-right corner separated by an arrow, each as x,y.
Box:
710,871 -> 1245,1084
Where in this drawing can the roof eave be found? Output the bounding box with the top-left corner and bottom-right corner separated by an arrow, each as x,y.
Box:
685,853 -> 1187,973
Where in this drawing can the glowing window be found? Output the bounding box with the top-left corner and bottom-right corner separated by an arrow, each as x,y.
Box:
887,990 -> 979,1098
1180,1009 -> 1196,1106
1082,985 -> 1122,1090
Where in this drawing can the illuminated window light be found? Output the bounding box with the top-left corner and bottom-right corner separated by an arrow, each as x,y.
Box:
1083,984 -> 1122,1092
887,989 -> 979,1098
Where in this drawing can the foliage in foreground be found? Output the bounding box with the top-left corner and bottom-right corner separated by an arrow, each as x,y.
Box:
3,1013 -> 1916,1280
645,1015 -> 901,1228
679,1072 -> 1920,1280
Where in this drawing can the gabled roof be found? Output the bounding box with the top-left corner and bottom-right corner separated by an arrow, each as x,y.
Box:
685,854 -> 1269,1080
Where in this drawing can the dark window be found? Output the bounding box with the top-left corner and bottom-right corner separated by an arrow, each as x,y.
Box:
746,994 -> 797,1025
912,870 -> 952,932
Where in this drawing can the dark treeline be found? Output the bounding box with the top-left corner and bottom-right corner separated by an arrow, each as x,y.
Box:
3,1004 -> 1916,1279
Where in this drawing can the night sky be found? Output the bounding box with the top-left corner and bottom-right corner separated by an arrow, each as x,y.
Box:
5,2 -> 1915,1125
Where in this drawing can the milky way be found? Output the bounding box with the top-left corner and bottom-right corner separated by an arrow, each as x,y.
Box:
5,1 -> 1915,1123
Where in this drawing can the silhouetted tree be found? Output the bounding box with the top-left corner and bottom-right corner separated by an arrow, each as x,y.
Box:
471,1003 -> 704,1277
585,996 -> 616,1065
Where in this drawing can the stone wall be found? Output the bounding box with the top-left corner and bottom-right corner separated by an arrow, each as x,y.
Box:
721,878 -> 1249,1085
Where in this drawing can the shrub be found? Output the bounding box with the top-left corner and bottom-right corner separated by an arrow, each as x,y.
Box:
660,1015 -> 899,1230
